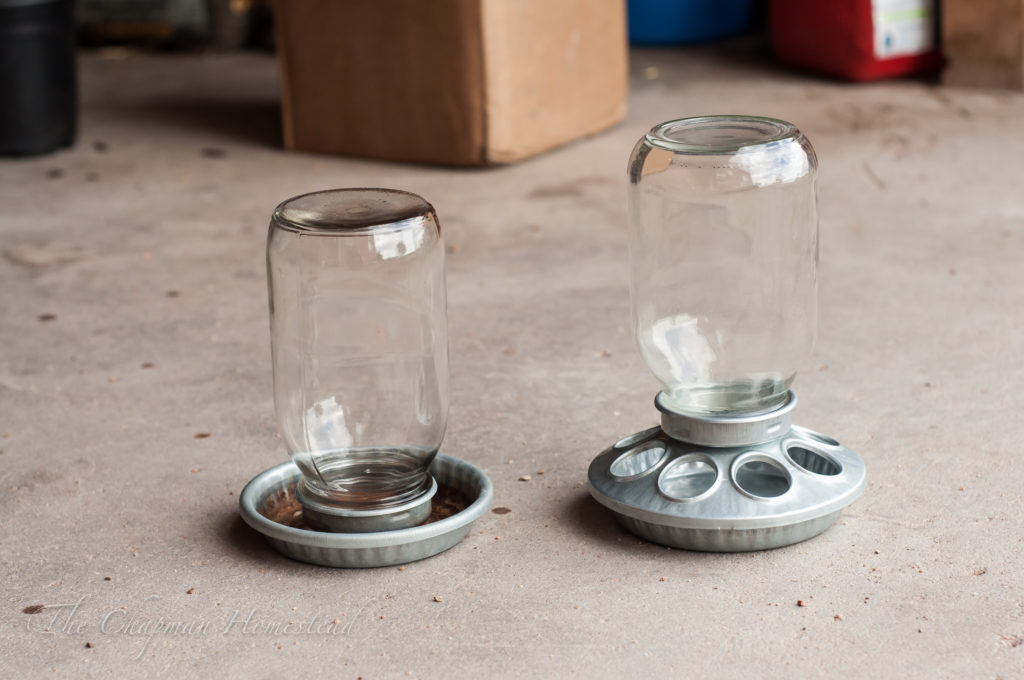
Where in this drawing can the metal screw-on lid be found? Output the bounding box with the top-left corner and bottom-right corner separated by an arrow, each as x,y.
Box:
657,390 -> 798,447
297,476 -> 437,533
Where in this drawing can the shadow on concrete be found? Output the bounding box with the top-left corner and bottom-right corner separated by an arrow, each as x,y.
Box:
132,96 -> 282,148
220,512 -> 290,564
561,491 -> 638,546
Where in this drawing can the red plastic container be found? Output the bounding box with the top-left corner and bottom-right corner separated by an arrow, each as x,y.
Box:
770,0 -> 943,82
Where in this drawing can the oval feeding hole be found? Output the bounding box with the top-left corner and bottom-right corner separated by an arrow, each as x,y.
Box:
609,442 -> 667,480
733,456 -> 791,499
788,446 -> 841,476
792,425 -> 839,447
658,455 -> 717,501
614,425 -> 661,450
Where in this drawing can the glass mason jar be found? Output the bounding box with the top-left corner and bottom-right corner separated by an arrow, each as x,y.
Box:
267,189 -> 449,511
627,116 -> 818,417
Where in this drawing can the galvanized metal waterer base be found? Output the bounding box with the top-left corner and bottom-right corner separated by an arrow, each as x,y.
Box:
240,454 -> 492,568
588,391 -> 866,552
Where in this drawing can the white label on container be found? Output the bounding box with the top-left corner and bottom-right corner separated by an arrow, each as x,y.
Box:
871,0 -> 935,59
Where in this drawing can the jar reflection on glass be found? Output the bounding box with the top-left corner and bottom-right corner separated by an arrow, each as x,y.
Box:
267,189 -> 448,510
628,116 -> 818,416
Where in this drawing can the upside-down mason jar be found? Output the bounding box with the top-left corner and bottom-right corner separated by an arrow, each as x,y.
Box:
267,188 -> 448,531
627,115 -> 818,417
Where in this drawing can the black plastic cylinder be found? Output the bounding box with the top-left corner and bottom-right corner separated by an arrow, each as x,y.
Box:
0,0 -> 76,156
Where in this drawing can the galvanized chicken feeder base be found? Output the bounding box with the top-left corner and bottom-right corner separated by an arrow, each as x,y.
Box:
240,454 -> 492,568
588,391 -> 866,552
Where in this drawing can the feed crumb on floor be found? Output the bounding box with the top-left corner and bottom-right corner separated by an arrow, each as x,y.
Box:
999,634 -> 1023,648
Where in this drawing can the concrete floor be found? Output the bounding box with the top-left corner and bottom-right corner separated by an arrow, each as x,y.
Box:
2,45 -> 1023,678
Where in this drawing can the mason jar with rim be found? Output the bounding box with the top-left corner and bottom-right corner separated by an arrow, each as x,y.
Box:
627,115 -> 818,417
267,188 -> 449,525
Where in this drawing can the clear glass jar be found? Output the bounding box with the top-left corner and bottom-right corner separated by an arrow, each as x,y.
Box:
627,116 -> 818,416
267,189 -> 448,510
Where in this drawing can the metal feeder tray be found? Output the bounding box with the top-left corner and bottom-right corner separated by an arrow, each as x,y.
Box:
588,392 -> 866,552
240,454 -> 492,568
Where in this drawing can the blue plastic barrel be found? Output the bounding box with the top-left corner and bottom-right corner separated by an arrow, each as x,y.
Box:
628,0 -> 756,45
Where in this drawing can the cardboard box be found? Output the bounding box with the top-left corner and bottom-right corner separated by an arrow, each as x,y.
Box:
275,0 -> 628,165
943,0 -> 1024,90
